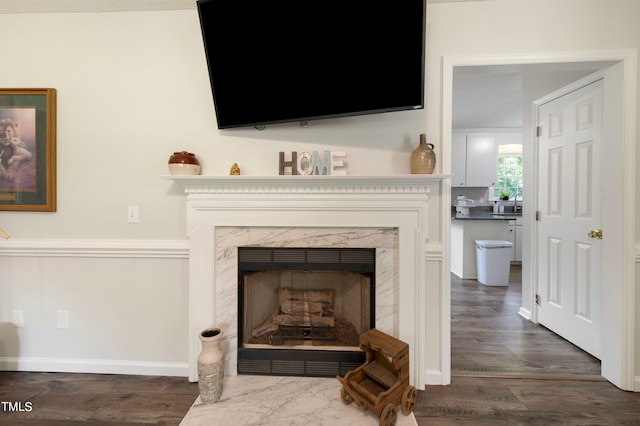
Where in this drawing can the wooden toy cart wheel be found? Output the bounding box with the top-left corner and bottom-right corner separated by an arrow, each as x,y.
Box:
400,385 -> 417,415
380,403 -> 397,426
340,387 -> 353,405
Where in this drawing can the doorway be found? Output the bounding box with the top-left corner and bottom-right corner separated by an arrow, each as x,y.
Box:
444,51 -> 636,390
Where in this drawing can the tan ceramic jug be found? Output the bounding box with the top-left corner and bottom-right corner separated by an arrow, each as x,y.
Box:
410,133 -> 436,174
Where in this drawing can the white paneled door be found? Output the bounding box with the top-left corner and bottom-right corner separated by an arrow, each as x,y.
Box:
536,79 -> 603,359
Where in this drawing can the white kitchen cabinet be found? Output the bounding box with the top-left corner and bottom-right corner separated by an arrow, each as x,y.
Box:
451,134 -> 498,187
514,217 -> 523,262
506,218 -> 523,262
451,219 -> 511,279
451,134 -> 467,186
507,220 -> 515,261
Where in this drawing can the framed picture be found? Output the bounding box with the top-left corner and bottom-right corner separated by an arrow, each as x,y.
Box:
0,88 -> 56,211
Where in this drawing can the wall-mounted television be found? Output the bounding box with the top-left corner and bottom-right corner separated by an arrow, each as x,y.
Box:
197,0 -> 426,129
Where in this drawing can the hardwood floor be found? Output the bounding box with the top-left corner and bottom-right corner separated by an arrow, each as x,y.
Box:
416,375 -> 640,425
448,265 -> 601,378
0,372 -> 199,425
414,265 -> 640,425
1,265 -> 638,425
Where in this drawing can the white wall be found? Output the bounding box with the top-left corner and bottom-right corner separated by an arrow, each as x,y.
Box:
0,0 -> 639,385
0,10 -> 427,376
0,11 -> 428,241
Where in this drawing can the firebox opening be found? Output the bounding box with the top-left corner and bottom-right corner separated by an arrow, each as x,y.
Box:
237,247 -> 375,377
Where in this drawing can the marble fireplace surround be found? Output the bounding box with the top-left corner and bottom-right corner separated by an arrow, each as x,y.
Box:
169,175 -> 448,390
223,227 -> 395,367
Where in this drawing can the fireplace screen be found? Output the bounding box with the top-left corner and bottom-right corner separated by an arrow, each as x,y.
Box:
238,247 -> 375,376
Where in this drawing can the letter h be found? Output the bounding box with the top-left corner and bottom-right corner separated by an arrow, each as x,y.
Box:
279,152 -> 298,175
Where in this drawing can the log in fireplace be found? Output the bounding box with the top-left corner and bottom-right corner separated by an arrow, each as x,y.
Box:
238,247 -> 375,377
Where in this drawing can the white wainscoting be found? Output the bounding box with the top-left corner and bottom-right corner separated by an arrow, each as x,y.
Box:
0,238 -> 190,377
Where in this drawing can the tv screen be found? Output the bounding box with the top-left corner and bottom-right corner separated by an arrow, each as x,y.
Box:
197,0 -> 426,129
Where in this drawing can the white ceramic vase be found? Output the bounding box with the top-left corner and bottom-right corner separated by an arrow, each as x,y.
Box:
198,327 -> 225,404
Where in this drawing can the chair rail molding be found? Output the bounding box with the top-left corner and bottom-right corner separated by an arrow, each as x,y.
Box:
0,238 -> 189,258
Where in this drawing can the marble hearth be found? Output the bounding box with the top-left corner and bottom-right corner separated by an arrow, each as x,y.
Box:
169,175 -> 449,389
180,375 -> 418,426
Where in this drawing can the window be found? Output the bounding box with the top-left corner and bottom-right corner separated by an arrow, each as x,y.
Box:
494,144 -> 522,200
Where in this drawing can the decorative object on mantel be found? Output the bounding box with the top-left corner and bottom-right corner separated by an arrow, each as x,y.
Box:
279,150 -> 347,175
168,151 -> 201,175
337,328 -> 416,426
279,151 -> 297,175
229,163 -> 240,176
198,327 -> 225,404
410,133 -> 436,174
0,227 -> 8,239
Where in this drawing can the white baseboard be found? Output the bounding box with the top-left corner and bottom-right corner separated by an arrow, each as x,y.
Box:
423,368 -> 443,387
635,376 -> 640,392
0,357 -> 189,377
518,306 -> 532,320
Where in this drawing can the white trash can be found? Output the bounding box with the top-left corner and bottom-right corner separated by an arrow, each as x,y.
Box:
474,240 -> 513,286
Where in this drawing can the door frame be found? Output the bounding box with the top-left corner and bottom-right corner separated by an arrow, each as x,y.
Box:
441,50 -> 637,391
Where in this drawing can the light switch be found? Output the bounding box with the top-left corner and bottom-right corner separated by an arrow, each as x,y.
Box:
128,206 -> 139,223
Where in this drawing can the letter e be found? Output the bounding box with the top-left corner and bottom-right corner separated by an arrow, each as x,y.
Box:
330,151 -> 347,175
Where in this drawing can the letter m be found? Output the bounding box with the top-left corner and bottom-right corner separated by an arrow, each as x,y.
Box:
312,151 -> 331,175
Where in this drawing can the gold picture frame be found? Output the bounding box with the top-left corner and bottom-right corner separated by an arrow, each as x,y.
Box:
0,88 -> 56,211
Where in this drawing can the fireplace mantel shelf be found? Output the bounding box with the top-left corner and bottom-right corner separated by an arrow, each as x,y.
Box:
164,174 -> 450,193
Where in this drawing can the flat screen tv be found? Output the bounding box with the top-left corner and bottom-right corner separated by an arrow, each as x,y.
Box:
197,0 -> 426,129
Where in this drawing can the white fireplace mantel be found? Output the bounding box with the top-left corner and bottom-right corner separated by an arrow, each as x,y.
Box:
167,174 -> 451,390
165,174 -> 449,193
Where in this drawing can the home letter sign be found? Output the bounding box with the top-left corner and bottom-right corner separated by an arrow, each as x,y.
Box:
279,151 -> 347,175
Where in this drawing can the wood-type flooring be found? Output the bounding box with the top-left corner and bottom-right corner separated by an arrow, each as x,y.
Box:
416,265 -> 640,425
1,265 -> 639,425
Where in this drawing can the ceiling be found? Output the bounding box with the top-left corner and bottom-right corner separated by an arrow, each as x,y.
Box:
1,0 -> 489,14
452,62 -> 615,129
453,66 -> 524,129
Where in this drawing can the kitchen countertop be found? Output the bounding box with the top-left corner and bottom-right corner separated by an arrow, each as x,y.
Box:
452,212 -> 522,220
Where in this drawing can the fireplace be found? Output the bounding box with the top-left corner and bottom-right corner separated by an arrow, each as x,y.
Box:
237,247 -> 375,376
171,174 -> 448,389
206,225 -> 398,382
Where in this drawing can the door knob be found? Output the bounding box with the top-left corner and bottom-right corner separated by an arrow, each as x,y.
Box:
588,229 -> 603,239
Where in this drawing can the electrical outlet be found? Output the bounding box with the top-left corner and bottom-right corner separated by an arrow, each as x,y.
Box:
57,310 -> 69,329
127,205 -> 139,223
12,310 -> 24,327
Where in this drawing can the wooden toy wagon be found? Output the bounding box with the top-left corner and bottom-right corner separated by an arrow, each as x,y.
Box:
337,328 -> 417,426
